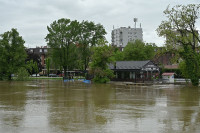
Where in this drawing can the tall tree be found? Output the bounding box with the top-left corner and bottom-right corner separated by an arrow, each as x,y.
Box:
123,40 -> 156,61
46,57 -> 51,77
157,4 -> 200,86
0,29 -> 27,80
45,18 -> 79,77
77,21 -> 106,71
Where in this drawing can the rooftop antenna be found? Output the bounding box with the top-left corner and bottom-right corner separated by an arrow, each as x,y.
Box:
140,23 -> 141,28
133,18 -> 138,29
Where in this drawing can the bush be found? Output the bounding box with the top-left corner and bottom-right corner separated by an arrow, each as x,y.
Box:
92,69 -> 115,83
15,67 -> 30,81
93,76 -> 110,83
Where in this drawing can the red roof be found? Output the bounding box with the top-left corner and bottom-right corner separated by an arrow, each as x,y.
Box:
164,65 -> 178,69
162,73 -> 175,76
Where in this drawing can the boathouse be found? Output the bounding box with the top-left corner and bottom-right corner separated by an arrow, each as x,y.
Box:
109,60 -> 160,82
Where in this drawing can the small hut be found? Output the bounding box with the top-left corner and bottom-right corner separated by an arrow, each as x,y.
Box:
162,73 -> 175,83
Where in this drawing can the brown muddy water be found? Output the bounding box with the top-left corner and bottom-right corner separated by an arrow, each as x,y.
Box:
0,80 -> 200,133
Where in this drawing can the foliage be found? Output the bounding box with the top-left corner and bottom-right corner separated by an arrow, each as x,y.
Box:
0,28 -> 27,80
113,47 -> 124,61
15,67 -> 30,81
26,59 -> 39,76
90,44 -> 115,83
161,68 -> 182,78
178,61 -> 189,78
46,18 -> 107,77
123,40 -> 156,61
46,58 -> 51,77
45,18 -> 79,77
33,61 -> 39,76
26,60 -> 33,75
26,51 -> 42,72
157,4 -> 200,86
77,21 -> 106,70
92,69 -> 114,83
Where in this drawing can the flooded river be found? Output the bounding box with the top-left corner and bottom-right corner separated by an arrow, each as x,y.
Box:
0,80 -> 200,133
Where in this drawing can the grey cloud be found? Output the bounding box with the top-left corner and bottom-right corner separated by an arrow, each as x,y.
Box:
0,0 -> 200,47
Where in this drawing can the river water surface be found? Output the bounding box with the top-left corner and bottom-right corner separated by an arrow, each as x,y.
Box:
0,80 -> 200,133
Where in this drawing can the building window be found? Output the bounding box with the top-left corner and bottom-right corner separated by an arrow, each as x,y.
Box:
40,49 -> 42,52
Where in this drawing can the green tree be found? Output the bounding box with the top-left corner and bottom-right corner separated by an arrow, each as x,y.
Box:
16,67 -> 30,81
26,59 -> 40,77
33,61 -> 39,77
123,40 -> 156,61
0,29 -> 27,80
113,47 -> 124,61
46,57 -> 51,77
77,21 -> 106,71
45,18 -> 79,77
157,4 -> 200,86
89,42 -> 115,83
26,60 -> 34,75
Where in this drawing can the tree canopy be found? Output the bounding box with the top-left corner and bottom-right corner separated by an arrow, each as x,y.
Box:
123,40 -> 156,61
157,4 -> 200,86
46,18 -> 107,78
77,21 -> 106,70
0,29 -> 27,80
45,18 -> 79,77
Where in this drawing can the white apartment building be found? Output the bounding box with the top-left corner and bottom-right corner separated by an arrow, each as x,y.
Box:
111,26 -> 143,48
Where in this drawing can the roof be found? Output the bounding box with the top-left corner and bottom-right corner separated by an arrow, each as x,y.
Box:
109,60 -> 150,70
162,73 -> 175,76
164,65 -> 179,69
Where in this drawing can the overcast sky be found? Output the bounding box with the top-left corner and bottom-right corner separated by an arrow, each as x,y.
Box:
0,0 -> 200,48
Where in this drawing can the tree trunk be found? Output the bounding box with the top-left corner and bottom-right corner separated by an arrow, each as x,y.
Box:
8,74 -> 12,80
64,67 -> 67,78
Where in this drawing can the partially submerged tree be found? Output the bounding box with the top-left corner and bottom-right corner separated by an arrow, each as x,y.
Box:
90,41 -> 115,83
0,29 -> 27,80
45,18 -> 79,77
157,4 -> 200,86
16,67 -> 30,81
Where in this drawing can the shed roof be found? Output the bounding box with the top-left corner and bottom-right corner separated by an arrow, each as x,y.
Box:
109,60 -> 150,70
162,73 -> 175,76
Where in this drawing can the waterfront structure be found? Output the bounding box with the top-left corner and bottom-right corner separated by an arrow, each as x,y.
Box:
109,60 -> 159,82
111,26 -> 143,49
162,73 -> 175,83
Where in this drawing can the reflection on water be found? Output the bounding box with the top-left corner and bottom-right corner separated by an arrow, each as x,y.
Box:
0,80 -> 200,133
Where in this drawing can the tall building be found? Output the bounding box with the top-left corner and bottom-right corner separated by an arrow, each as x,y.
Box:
111,26 -> 143,48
